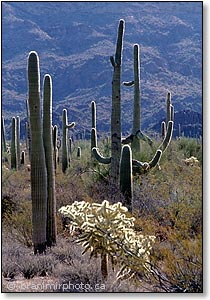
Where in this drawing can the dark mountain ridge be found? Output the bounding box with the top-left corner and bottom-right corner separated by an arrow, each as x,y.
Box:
2,1 -> 202,139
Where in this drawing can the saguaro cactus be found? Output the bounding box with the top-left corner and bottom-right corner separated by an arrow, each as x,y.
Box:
11,117 -> 17,169
16,116 -> 21,168
91,100 -> 96,129
120,145 -> 133,212
43,74 -> 57,247
28,51 -> 47,254
92,19 -> 124,183
53,125 -> 58,172
62,109 -> 75,173
110,19 -> 124,183
2,117 -> 7,153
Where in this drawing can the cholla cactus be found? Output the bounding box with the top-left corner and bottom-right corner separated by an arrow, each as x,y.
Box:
59,200 -> 155,279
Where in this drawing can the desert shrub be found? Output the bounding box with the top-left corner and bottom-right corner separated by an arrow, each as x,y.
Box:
2,194 -> 18,219
2,242 -> 29,279
3,201 -> 32,247
148,234 -> 202,292
177,137 -> 202,162
19,254 -> 55,279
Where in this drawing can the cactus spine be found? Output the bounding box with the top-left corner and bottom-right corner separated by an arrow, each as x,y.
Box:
28,51 -> 47,254
11,117 -> 17,169
2,117 -> 7,153
120,145 -> 133,212
110,19 -> 124,183
43,74 -> 57,247
62,109 -> 75,173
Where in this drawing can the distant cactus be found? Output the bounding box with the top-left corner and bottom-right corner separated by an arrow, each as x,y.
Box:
11,117 -> 17,170
62,109 -> 75,173
120,145 -> 133,212
20,150 -> 25,165
43,74 -> 57,247
161,121 -> 166,138
16,116 -> 21,168
25,99 -> 31,160
91,100 -> 96,129
28,51 -> 47,254
2,117 -> 7,153
77,146 -> 81,159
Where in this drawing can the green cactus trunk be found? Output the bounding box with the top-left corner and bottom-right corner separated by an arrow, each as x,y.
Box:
62,109 -> 75,173
43,74 -> 57,247
110,19 -> 124,183
11,117 -> 17,170
166,92 -> 171,126
62,109 -> 69,173
120,145 -> 133,212
2,117 -> 7,153
28,51 -> 47,254
131,44 -> 141,152
16,116 -> 20,168
53,125 -> 58,173
91,101 -> 96,129
26,99 -> 31,160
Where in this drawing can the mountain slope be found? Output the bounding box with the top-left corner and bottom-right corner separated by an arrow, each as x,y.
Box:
2,1 -> 202,138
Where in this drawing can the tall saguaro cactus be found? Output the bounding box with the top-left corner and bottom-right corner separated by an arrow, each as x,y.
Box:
2,117 -> 7,153
43,74 -> 57,247
62,109 -> 75,173
110,19 -> 125,183
16,116 -> 21,168
11,117 -> 17,169
132,44 -> 141,152
28,51 -> 47,254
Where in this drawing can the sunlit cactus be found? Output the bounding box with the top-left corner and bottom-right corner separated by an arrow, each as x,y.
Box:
28,51 -> 47,254
43,74 -> 57,247
62,109 -> 75,173
59,200 -> 155,280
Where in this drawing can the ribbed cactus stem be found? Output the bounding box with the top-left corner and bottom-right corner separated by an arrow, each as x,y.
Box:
28,51 -> 47,254
68,137 -> 72,155
2,117 -> 7,153
131,44 -> 141,152
26,99 -> 31,160
91,128 -> 98,157
43,74 -> 57,247
159,121 -> 174,152
148,150 -> 162,168
92,147 -> 111,164
53,125 -> 58,172
161,121 -> 166,138
170,105 -> 174,122
16,116 -> 20,167
91,101 -> 96,128
11,117 -> 17,169
20,150 -> 25,165
119,145 -> 133,212
166,92 -> 171,125
110,19 -> 124,183
62,109 -> 75,173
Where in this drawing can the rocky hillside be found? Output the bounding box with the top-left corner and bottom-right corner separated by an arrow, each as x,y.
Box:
2,1 -> 202,138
